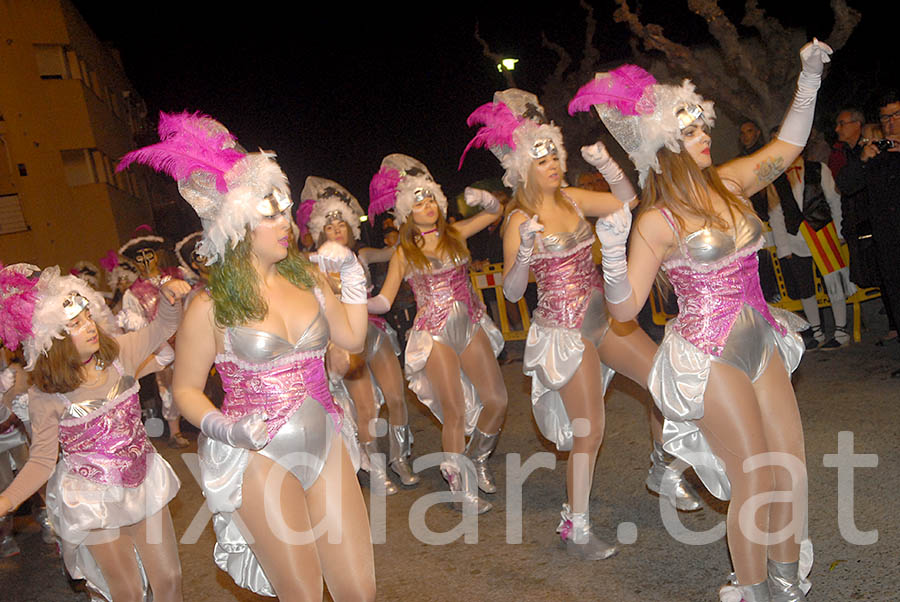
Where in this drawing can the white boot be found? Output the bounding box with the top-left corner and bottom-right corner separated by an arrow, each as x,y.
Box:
556,503 -> 617,560
646,441 -> 703,511
440,455 -> 491,514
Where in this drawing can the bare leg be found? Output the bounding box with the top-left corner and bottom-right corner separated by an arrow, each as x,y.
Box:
460,328 -> 507,435
558,340 -> 606,514
368,342 -> 408,427
87,533 -> 146,602
423,341 -> 468,454
751,355 -> 807,563
344,366 -> 379,443
235,453 -> 324,600
122,507 -> 183,602
697,361 -> 774,585
307,440 -> 376,601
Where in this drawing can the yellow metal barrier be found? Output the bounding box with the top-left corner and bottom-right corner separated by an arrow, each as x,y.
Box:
469,263 -> 532,341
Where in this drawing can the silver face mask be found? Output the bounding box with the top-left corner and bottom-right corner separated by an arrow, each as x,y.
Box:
62,292 -> 89,321
256,188 -> 293,217
413,187 -> 434,203
675,104 -> 706,130
529,138 -> 557,159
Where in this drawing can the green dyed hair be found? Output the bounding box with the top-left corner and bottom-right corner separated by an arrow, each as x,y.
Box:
208,233 -> 317,328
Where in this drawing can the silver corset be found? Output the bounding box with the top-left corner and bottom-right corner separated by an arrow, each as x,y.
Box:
537,219 -> 594,254
671,215 -> 763,265
62,374 -> 136,420
227,311 -> 330,363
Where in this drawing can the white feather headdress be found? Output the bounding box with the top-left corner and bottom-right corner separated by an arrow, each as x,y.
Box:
368,154 -> 448,225
299,177 -> 364,242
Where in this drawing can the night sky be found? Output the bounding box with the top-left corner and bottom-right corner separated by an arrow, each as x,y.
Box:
73,1 -> 889,213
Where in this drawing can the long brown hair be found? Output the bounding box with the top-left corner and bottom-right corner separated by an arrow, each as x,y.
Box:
638,146 -> 754,234
504,159 -> 576,221
399,211 -> 469,273
30,326 -> 119,394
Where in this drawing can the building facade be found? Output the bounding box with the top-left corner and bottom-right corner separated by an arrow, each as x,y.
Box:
0,0 -> 177,278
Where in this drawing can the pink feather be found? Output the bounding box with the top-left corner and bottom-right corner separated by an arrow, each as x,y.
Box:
99,250 -> 119,273
568,65 -> 657,117
116,111 -> 244,193
368,167 -> 401,220
458,101 -> 522,170
294,199 -> 316,236
0,264 -> 38,351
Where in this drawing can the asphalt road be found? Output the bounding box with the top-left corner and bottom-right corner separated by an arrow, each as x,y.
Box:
3,300 -> 898,601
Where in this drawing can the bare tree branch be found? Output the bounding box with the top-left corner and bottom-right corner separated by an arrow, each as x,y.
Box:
540,31 -> 571,90
827,0 -> 862,51
741,0 -> 794,87
578,0 -> 600,77
474,22 -> 516,88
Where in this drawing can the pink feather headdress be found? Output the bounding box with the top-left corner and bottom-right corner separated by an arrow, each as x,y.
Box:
99,250 -> 119,274
295,199 -> 317,237
368,167 -> 402,221
458,101 -> 521,170
0,263 -> 39,352
567,65 -> 657,117
117,112 -> 244,193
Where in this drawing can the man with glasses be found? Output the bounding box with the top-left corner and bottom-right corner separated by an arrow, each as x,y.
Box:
840,91 -> 900,376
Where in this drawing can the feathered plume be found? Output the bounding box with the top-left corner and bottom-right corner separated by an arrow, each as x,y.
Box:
0,264 -> 39,351
568,65 -> 657,117
99,250 -> 119,273
294,199 -> 316,236
368,167 -> 401,220
458,101 -> 522,170
116,111 -> 244,193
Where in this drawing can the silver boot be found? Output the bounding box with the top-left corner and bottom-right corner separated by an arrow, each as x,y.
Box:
719,578 -> 771,602
363,440 -> 398,496
0,515 -> 19,558
33,505 -> 56,544
646,441 -> 703,511
767,560 -> 806,601
465,428 -> 500,494
388,424 -> 419,486
440,455 -> 492,514
556,503 -> 618,560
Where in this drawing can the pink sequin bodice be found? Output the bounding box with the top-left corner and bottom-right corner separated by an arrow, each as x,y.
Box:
406,260 -> 485,334
57,377 -> 153,487
531,222 -> 603,330
216,315 -> 342,440
661,211 -> 786,356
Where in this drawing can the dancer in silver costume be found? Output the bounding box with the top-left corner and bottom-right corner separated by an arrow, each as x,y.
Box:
461,89 -> 702,561
121,111 -> 374,600
298,176 -> 418,496
367,154 -> 506,513
0,263 -> 190,601
571,40 -> 831,601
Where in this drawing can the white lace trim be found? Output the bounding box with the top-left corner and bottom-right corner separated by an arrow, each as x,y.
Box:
57,367 -> 141,427
215,347 -> 327,373
662,236 -> 764,274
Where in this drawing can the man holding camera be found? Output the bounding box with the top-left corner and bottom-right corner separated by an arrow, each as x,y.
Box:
840,91 -> 900,376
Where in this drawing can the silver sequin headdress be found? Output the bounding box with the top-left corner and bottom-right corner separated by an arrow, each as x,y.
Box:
368,154 -> 448,225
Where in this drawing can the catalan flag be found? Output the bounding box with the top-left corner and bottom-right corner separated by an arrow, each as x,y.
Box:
798,220 -> 848,275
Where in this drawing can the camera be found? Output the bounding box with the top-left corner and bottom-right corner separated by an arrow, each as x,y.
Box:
873,139 -> 895,151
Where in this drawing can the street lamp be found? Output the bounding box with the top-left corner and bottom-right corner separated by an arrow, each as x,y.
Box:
496,58 -> 519,73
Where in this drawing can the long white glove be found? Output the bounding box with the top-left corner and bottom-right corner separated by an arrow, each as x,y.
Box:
311,241 -> 367,305
464,187 -> 501,214
595,205 -> 633,305
581,142 -> 637,204
200,410 -> 268,450
367,294 -> 391,315
777,38 -> 833,146
504,215 -> 544,302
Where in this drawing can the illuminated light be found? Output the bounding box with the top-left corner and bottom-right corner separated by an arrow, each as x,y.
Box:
359,215 -> 368,222
496,58 -> 519,72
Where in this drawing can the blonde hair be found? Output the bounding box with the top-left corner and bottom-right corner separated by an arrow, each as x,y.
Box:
504,158 -> 575,221
398,211 -> 469,273
638,146 -> 753,235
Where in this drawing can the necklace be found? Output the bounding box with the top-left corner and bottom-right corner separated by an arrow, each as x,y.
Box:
420,227 -> 438,236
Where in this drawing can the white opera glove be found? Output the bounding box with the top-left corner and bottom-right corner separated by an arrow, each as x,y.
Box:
580,142 -> 637,204
155,343 -> 175,367
464,187 -> 501,214
0,367 -> 15,394
200,410 -> 268,450
367,294 -> 391,315
504,215 -> 544,302
311,241 -> 367,305
595,205 -> 634,305
777,38 -> 833,146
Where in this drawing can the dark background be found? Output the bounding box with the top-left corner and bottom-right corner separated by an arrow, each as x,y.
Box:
73,1 -> 890,209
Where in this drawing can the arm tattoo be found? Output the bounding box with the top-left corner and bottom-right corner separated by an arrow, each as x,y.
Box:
754,156 -> 785,186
